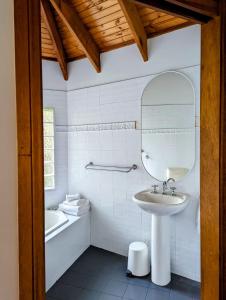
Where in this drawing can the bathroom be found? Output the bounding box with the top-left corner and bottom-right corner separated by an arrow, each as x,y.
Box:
43,21 -> 200,300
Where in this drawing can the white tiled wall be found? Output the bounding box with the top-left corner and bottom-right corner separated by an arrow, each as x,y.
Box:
42,60 -> 67,91
67,25 -> 200,91
67,65 -> 200,281
43,90 -> 68,208
42,25 -> 201,281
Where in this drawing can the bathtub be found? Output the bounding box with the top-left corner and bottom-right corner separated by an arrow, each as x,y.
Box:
45,210 -> 90,291
45,210 -> 68,236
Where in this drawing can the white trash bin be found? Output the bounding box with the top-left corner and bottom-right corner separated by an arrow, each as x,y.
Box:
127,242 -> 150,277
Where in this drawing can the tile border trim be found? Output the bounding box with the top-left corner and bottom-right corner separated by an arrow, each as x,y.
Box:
56,121 -> 136,132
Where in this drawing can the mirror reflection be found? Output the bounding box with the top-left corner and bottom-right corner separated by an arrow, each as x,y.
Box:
141,71 -> 195,182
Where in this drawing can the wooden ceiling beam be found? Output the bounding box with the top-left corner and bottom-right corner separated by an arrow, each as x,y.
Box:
49,0 -> 101,73
165,0 -> 219,17
130,0 -> 212,23
41,0 -> 68,80
118,0 -> 148,61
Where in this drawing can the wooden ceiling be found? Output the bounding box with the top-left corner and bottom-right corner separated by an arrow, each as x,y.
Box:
41,0 -> 218,80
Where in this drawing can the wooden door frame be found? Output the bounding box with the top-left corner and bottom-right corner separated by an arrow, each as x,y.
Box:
14,0 -> 45,299
200,16 -> 221,300
200,1 -> 226,298
14,0 -> 226,299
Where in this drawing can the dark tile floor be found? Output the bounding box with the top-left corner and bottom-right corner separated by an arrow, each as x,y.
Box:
46,246 -> 200,300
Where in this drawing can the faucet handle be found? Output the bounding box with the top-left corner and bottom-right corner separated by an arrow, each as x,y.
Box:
170,187 -> 176,195
152,184 -> 159,193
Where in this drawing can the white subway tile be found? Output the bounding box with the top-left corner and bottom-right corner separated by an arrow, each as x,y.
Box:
49,65 -> 201,281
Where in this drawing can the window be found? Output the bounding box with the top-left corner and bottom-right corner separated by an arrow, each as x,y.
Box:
43,108 -> 55,190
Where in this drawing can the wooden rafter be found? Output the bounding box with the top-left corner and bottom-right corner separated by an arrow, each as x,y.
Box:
41,0 -> 68,80
49,0 -> 101,73
166,0 -> 219,17
130,0 -> 212,23
118,0 -> 148,61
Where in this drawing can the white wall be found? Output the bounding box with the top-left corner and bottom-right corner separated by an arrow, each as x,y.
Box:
0,1 -> 19,299
67,25 -> 200,90
66,25 -> 201,281
42,60 -> 67,91
42,25 -> 201,281
42,62 -> 68,208
43,90 -> 68,208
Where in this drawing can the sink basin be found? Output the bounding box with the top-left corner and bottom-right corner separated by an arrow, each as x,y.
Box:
133,190 -> 189,216
133,189 -> 190,286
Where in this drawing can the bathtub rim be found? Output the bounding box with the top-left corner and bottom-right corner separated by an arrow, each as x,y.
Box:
45,210 -> 69,237
45,212 -> 89,243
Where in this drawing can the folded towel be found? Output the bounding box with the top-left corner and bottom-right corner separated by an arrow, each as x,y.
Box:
64,198 -> 89,207
66,194 -> 81,202
63,209 -> 90,217
59,203 -> 90,216
166,167 -> 189,181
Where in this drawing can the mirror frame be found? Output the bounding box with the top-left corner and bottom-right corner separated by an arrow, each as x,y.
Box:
140,70 -> 196,182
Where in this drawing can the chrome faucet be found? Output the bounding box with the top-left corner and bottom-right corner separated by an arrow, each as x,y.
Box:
162,181 -> 168,194
162,178 -> 175,194
151,184 -> 159,194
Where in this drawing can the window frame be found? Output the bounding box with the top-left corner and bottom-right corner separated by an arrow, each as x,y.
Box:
43,107 -> 55,190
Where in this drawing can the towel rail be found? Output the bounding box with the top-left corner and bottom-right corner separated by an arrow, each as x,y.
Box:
85,162 -> 138,173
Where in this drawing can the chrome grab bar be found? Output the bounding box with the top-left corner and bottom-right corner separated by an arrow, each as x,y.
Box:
85,162 -> 138,173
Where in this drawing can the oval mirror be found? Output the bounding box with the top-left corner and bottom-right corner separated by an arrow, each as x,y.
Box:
141,71 -> 195,182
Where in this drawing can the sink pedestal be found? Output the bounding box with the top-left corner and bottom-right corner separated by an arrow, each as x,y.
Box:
133,189 -> 189,286
151,215 -> 171,286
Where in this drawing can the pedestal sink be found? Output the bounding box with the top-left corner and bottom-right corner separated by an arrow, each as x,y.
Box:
133,190 -> 189,286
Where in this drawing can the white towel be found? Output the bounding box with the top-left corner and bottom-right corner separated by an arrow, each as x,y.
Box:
63,209 -> 90,217
66,194 -> 81,202
166,167 -> 189,181
64,198 -> 89,207
59,203 -> 90,216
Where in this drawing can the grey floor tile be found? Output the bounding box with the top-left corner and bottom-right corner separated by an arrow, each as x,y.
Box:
99,293 -> 122,300
46,247 -> 200,300
61,269 -> 110,291
146,288 -> 170,300
170,290 -> 193,300
103,280 -> 128,297
193,293 -> 200,299
126,275 -> 151,288
192,286 -> 200,299
71,260 -> 104,276
123,284 -> 148,300
47,283 -> 83,300
60,270 -> 91,289
171,278 -> 195,297
85,274 -> 110,291
79,289 -> 102,300
109,269 -> 129,283
149,281 -> 172,292
172,274 -> 200,288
